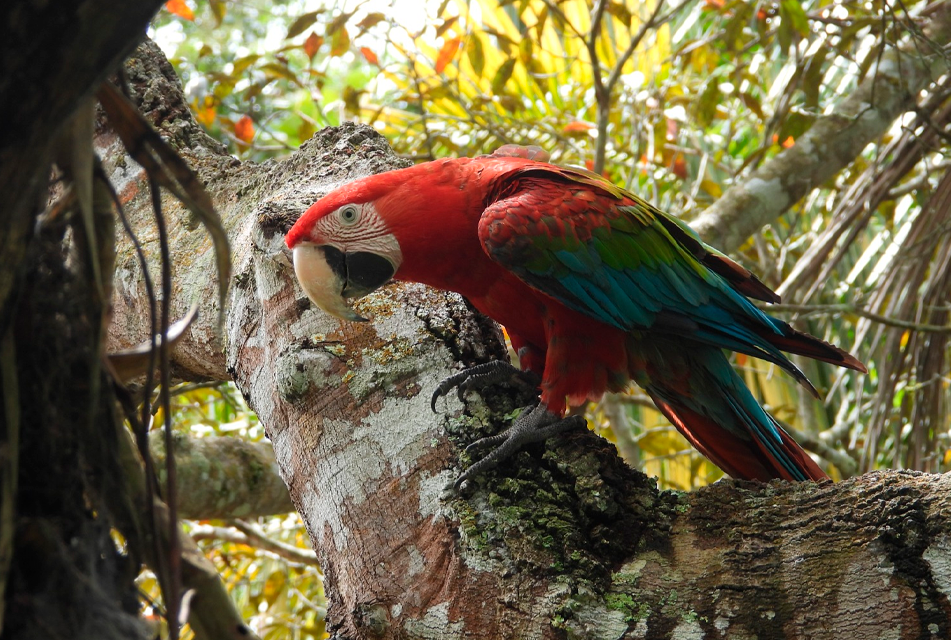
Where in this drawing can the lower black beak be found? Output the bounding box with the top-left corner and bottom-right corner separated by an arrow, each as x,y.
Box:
321,246 -> 396,298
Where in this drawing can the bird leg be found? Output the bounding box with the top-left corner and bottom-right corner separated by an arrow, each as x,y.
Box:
430,360 -> 541,412
453,403 -> 586,489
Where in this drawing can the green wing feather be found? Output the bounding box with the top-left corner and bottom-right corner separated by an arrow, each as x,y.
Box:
477,162 -> 815,378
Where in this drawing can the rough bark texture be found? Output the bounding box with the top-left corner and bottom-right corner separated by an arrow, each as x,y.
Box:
0,0 -> 165,332
0,1 -> 165,638
100,41 -> 951,639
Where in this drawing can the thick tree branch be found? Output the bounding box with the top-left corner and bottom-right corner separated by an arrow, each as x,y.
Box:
692,7 -> 951,252
149,432 -> 295,519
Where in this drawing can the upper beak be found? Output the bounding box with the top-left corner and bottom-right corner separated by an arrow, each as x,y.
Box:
292,244 -> 397,322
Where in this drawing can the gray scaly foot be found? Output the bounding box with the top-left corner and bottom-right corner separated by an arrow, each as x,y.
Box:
454,403 -> 586,489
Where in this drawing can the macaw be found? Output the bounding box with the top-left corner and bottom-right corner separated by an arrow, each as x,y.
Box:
285,144 -> 865,486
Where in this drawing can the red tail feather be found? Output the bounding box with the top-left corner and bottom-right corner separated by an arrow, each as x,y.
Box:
650,395 -> 828,482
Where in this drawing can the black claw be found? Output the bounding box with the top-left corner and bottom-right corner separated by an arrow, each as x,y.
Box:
431,360 -> 538,412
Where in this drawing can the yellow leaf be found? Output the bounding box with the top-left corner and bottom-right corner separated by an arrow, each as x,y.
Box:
193,96 -> 216,127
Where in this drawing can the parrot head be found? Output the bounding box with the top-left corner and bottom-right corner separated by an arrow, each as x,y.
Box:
285,177 -> 404,322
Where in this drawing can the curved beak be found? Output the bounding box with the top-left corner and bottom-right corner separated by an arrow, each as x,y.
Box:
292,244 -> 397,322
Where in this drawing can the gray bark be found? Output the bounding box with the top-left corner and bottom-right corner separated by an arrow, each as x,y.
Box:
101,41 -> 951,639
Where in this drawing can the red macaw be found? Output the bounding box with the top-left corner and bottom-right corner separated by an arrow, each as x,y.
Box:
285,145 -> 865,486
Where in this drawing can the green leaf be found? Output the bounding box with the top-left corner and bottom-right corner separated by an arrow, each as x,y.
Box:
330,26 -> 351,57
356,12 -> 386,31
484,27 -> 515,55
435,16 -> 458,38
491,58 -> 517,95
802,45 -> 829,110
535,5 -> 549,38
327,10 -> 356,36
780,0 -> 810,37
286,11 -> 322,39
467,34 -> 485,78
696,81 -> 720,128
739,92 -> 765,120
208,0 -> 226,25
518,38 -> 533,66
232,54 -> 260,75
260,62 -> 299,84
607,0 -> 632,27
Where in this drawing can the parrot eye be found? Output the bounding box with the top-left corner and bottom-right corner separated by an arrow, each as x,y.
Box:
339,205 -> 360,226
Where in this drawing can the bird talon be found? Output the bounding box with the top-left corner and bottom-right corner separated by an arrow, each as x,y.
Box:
452,404 -> 585,486
431,360 -> 539,412
464,431 -> 509,455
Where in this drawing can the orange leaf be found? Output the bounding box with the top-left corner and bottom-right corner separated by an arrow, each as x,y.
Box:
165,0 -> 194,21
360,47 -> 379,66
435,37 -> 461,74
235,115 -> 255,143
563,121 -> 594,133
303,32 -> 323,59
193,96 -> 216,127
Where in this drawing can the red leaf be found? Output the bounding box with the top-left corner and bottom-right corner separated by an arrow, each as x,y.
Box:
165,0 -> 194,21
235,115 -> 255,143
666,118 -> 679,140
435,37 -> 461,74
303,32 -> 323,59
672,154 -> 687,179
360,47 -> 379,66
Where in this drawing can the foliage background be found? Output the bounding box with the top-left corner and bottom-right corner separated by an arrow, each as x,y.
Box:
147,0 -> 950,636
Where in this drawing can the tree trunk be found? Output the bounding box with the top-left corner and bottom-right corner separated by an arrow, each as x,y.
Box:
97,40 -> 951,639
0,2 -> 165,638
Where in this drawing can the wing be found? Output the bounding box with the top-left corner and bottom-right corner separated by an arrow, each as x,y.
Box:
478,162 -> 863,381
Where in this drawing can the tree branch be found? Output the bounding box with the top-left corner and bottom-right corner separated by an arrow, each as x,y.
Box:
692,5 -> 951,252
149,432 -> 295,520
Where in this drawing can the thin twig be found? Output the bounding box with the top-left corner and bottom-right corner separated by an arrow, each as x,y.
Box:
762,302 -> 951,333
